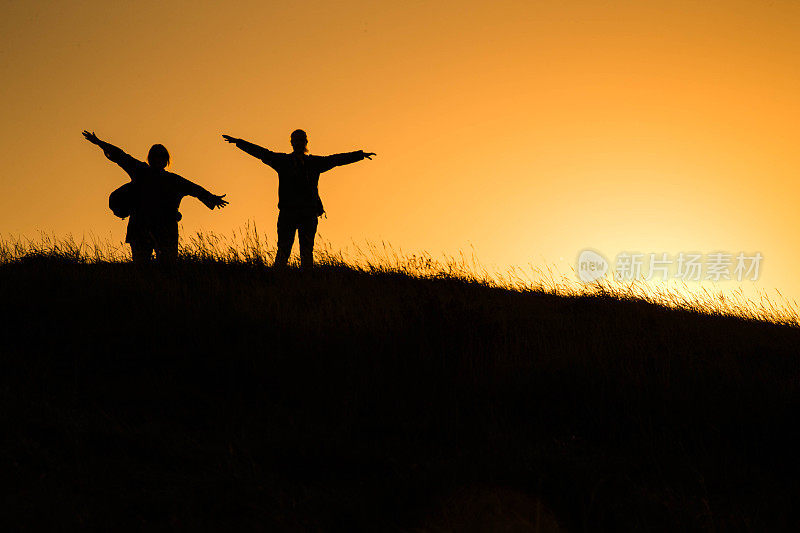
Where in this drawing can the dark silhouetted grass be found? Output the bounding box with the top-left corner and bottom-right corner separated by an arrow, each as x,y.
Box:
1,231 -> 799,530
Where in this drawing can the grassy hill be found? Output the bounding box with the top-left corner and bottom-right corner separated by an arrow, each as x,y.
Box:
2,242 -> 799,530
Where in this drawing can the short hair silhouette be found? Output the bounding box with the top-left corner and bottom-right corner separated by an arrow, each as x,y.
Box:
148,144 -> 170,170
290,130 -> 308,154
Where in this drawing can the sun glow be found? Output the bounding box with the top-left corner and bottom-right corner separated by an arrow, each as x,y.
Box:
2,0 -> 799,305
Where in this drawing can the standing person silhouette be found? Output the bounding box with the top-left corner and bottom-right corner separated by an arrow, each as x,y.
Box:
222,130 -> 375,269
82,131 -> 228,263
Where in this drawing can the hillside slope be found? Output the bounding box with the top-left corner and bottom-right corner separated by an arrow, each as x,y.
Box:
2,258 -> 799,530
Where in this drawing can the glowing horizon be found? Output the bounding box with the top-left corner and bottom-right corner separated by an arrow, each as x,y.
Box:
2,1 -> 799,305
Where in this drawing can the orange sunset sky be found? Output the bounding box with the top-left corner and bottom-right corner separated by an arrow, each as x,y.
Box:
2,1 -> 799,302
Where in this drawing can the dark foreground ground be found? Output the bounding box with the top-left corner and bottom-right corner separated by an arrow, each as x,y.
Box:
2,257 -> 799,531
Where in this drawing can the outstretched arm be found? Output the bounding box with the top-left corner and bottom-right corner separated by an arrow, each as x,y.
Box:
82,130 -> 140,174
203,193 -> 228,210
83,130 -> 123,159
222,134 -> 277,166
319,150 -> 376,173
177,176 -> 229,210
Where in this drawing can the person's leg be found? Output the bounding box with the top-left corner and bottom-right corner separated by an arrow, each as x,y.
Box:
130,241 -> 154,264
154,224 -> 179,265
298,215 -> 319,270
274,211 -> 296,268
154,241 -> 178,264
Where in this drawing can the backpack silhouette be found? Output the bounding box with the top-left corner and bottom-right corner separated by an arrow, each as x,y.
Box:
109,182 -> 135,219
108,181 -> 183,221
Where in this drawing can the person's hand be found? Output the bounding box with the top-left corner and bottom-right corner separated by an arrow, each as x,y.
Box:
205,194 -> 228,210
362,151 -> 376,160
222,135 -> 238,144
82,130 -> 99,144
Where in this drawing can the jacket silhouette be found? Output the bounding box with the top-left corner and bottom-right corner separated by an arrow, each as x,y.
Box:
229,138 -> 365,215
223,130 -> 374,268
83,131 -> 227,263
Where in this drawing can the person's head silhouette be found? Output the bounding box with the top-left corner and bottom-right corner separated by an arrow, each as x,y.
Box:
147,144 -> 170,170
290,130 -> 308,155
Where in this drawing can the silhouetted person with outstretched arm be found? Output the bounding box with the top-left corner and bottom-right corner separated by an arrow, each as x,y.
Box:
83,131 -> 228,263
222,130 -> 375,269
